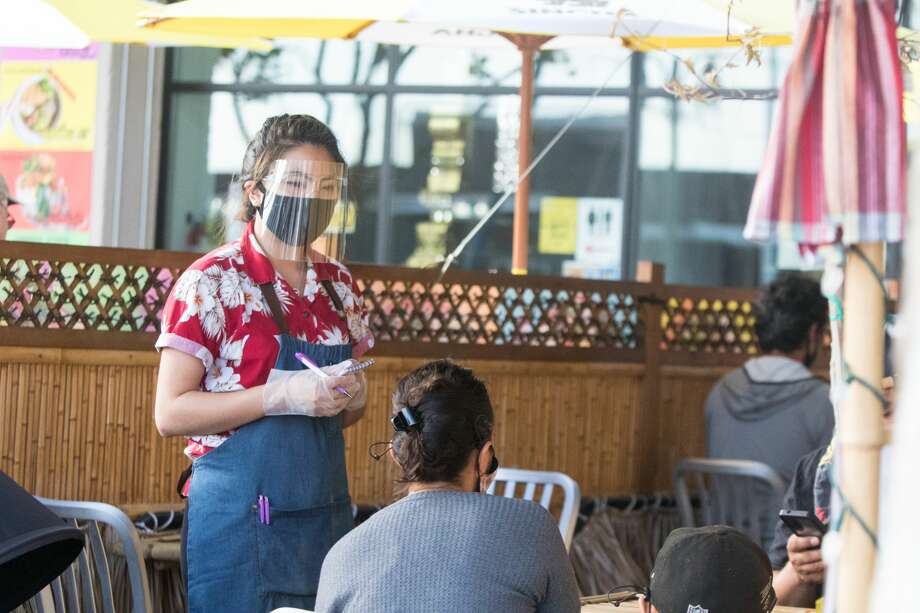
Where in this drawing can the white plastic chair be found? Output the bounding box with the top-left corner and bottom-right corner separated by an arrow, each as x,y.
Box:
487,468 -> 581,550
29,498 -> 153,613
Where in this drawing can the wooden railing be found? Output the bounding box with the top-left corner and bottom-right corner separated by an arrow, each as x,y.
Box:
0,242 -> 768,504
0,242 -> 759,364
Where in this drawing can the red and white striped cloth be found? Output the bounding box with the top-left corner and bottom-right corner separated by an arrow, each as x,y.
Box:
745,0 -> 906,249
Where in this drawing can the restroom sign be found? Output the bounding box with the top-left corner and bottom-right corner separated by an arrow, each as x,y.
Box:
575,197 -> 622,267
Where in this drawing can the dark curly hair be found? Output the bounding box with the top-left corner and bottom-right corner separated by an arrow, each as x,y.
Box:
754,273 -> 828,354
390,360 -> 494,485
238,114 -> 346,221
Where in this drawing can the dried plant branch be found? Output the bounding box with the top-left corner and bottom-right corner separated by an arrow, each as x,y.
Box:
898,31 -> 920,66
620,0 -> 768,103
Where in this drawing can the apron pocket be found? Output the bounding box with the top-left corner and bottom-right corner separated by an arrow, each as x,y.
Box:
254,499 -> 352,597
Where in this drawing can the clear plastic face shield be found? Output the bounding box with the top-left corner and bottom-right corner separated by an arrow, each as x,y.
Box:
251,159 -> 351,263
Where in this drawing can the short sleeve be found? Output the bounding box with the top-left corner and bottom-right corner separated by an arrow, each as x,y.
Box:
346,276 -> 374,358
768,448 -> 823,569
155,266 -> 225,370
769,479 -> 797,569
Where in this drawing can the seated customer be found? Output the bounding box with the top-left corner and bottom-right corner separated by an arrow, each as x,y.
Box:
638,526 -> 776,613
706,274 -> 834,547
771,373 -> 896,608
315,359 -> 580,613
707,273 -> 834,483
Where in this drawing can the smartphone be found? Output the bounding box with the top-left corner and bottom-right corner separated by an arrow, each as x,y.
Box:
779,509 -> 828,537
342,359 -> 375,375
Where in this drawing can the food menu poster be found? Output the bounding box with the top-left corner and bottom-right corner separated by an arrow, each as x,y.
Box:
0,46 -> 97,245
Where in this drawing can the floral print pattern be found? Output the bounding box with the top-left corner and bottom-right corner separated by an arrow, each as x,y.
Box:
156,222 -> 374,466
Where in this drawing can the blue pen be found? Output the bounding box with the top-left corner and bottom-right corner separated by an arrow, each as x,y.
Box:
293,352 -> 353,399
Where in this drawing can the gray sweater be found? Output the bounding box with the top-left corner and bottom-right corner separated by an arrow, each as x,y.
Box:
315,490 -> 581,613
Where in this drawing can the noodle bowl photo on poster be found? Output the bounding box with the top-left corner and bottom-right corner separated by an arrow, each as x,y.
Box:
0,150 -> 92,245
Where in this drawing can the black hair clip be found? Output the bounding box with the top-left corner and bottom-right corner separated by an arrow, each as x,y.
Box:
391,407 -> 421,433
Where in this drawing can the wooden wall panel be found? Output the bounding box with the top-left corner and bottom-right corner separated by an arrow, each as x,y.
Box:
651,366 -> 730,491
1,347 -> 709,506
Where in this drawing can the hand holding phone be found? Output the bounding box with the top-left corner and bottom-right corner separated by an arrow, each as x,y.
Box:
779,509 -> 827,538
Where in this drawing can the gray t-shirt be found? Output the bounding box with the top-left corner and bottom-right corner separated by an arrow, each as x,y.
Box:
315,490 -> 581,613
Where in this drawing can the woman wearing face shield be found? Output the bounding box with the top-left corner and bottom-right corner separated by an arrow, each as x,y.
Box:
154,114 -> 374,612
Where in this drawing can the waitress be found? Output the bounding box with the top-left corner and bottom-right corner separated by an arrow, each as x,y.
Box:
154,114 -> 374,612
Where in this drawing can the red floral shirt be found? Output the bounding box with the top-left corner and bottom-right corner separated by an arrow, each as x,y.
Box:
156,221 -> 374,471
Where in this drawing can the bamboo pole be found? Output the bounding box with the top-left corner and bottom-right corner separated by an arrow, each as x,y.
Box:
836,242 -> 885,613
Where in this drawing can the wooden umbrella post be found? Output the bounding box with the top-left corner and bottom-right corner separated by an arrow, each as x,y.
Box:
501,33 -> 551,276
837,241 -> 885,613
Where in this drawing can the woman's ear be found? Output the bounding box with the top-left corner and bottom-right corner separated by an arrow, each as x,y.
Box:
243,180 -> 263,209
478,441 -> 494,476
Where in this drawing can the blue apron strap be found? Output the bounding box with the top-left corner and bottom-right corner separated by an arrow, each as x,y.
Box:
259,282 -> 290,335
320,279 -> 347,321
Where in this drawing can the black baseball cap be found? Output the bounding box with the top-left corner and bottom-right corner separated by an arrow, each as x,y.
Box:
649,526 -> 776,613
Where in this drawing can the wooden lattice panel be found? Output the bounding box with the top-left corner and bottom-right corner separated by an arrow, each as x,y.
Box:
0,246 -> 191,333
660,291 -> 759,355
0,260 -> 183,332
357,276 -> 640,350
0,244 -> 643,354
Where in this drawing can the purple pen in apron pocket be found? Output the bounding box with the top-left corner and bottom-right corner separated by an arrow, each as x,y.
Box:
258,495 -> 271,525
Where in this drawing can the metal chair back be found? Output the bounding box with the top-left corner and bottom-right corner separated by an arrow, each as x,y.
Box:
673,458 -> 788,549
487,467 -> 581,550
28,499 -> 152,613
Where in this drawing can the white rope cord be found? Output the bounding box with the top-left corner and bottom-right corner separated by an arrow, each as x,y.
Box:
437,50 -> 635,279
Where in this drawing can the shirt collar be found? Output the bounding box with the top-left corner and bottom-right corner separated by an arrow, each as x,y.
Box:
240,220 -> 276,285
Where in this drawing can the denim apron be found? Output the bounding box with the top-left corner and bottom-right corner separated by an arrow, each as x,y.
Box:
186,280 -> 353,612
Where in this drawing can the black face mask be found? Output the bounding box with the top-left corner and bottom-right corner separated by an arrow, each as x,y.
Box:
803,336 -> 819,369
258,193 -> 336,247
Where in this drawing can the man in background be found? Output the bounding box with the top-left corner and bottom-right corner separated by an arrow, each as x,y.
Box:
0,175 -> 20,241
706,273 -> 834,483
705,274 -> 834,546
771,372 -> 896,608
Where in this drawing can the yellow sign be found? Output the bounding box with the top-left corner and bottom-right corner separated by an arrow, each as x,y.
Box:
0,60 -> 97,151
538,197 -> 577,254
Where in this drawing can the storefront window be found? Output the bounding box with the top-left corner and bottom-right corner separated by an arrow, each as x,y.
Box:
386,94 -> 627,274
160,42 -> 788,287
172,41 -> 390,86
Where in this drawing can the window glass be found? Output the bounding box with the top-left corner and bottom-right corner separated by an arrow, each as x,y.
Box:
172,41 -> 389,86
388,94 -> 627,275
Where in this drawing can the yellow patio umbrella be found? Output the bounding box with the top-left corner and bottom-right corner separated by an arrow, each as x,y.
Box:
47,0 -> 271,50
139,0 -> 791,273
138,0 -> 409,40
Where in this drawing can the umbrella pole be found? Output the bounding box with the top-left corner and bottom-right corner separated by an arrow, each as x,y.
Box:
836,241 -> 885,613
503,34 -> 551,275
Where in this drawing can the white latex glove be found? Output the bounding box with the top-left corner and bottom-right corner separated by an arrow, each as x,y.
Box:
326,360 -> 369,412
262,366 -> 357,417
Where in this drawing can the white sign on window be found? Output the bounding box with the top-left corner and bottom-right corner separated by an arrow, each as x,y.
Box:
575,197 -> 623,269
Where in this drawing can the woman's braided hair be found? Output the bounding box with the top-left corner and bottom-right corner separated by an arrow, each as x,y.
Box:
391,360 -> 494,485
238,114 -> 346,221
